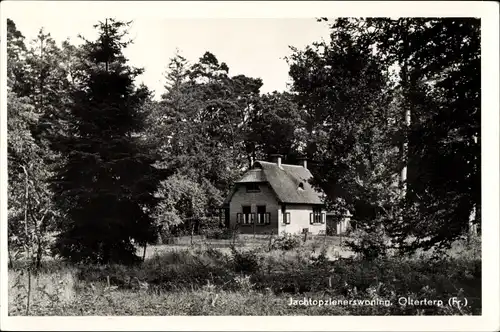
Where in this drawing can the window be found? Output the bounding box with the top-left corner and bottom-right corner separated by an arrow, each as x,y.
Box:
310,207 -> 325,224
246,183 -> 260,193
237,206 -> 254,225
283,212 -> 291,224
298,183 -> 304,190
256,205 -> 270,225
281,205 -> 290,224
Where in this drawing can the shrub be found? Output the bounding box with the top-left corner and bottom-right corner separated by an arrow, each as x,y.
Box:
270,232 -> 302,251
326,223 -> 336,236
204,227 -> 234,240
344,228 -> 388,260
230,246 -> 261,274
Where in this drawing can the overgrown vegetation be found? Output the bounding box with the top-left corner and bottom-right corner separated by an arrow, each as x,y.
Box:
7,16 -> 481,316
9,239 -> 481,315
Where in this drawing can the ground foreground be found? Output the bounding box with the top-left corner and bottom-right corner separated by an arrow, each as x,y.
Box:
9,236 -> 481,316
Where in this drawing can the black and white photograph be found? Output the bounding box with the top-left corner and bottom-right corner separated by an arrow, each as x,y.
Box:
1,1 -> 498,331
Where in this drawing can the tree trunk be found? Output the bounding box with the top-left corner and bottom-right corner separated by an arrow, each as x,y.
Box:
8,250 -> 13,269
142,244 -> 147,261
468,205 -> 478,241
35,235 -> 43,270
22,166 -> 32,315
22,166 -> 30,262
26,267 -> 32,315
190,222 -> 194,246
399,19 -> 411,199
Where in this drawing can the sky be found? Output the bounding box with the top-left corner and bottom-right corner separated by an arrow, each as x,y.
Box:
7,14 -> 332,100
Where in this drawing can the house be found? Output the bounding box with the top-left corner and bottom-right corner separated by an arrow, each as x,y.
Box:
220,154 -> 326,235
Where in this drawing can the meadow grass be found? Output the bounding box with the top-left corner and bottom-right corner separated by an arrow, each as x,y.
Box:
8,236 -> 480,316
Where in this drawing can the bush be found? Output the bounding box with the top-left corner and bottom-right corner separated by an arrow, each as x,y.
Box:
11,243 -> 481,315
344,228 -> 388,260
230,246 -> 261,274
205,227 -> 234,240
270,232 -> 302,251
326,223 -> 336,236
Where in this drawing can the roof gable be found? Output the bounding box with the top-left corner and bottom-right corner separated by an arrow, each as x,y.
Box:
255,161 -> 323,204
223,160 -> 324,205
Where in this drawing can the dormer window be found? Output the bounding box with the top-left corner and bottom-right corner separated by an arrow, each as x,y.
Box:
246,183 -> 260,193
298,182 -> 304,190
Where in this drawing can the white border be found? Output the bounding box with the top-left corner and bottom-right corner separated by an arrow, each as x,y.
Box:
1,1 -> 499,331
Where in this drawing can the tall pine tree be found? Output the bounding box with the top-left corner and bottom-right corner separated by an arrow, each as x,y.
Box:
51,19 -> 163,264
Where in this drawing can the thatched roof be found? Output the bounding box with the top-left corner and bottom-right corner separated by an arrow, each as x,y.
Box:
235,168 -> 267,183
222,160 -> 324,206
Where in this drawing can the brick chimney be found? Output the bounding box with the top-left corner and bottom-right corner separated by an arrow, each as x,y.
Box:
270,154 -> 282,168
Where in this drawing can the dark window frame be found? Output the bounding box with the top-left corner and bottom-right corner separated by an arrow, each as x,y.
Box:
310,207 -> 325,224
239,205 -> 254,225
256,205 -> 270,225
246,183 -> 260,193
283,212 -> 291,224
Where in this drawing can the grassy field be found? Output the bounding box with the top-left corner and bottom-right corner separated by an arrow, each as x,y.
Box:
144,234 -> 354,260
8,235 -> 481,316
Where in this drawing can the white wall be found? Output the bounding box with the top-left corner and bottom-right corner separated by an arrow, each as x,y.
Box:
279,204 -> 326,235
229,183 -> 279,234
336,218 -> 351,234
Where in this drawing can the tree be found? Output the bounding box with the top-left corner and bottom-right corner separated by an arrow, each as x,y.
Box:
7,20 -> 60,270
7,19 -> 27,92
50,19 -> 165,264
153,174 -> 212,239
340,18 -> 481,250
301,18 -> 481,252
288,21 -> 400,234
143,50 -> 267,234
181,51 -> 263,190
151,51 -> 263,188
246,91 -> 306,163
13,29 -> 74,154
7,91 -> 57,269
392,19 -> 481,250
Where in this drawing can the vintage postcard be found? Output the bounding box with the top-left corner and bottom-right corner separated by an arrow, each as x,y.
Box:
1,1 -> 498,331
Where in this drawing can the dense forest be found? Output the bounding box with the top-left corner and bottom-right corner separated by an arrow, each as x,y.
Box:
7,17 -> 480,266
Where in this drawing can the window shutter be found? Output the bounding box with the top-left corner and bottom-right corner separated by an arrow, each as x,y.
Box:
310,213 -> 313,225
321,213 -> 326,224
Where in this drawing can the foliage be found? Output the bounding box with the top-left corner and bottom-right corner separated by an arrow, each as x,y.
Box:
288,20 -> 401,240
289,17 -> 481,253
204,227 -> 234,240
321,18 -> 481,251
9,242 -> 480,315
344,228 -> 389,260
153,173 -> 208,236
49,19 -> 164,264
7,19 -> 27,91
149,51 -> 263,193
7,22 -> 70,270
7,16 -> 481,274
246,91 -> 306,160
7,91 -> 58,269
269,232 -> 302,251
229,246 -> 261,274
